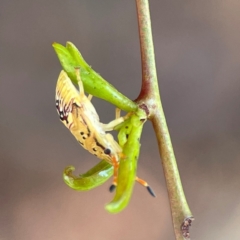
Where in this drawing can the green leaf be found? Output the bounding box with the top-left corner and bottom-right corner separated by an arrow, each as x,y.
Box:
63,160 -> 113,191
52,42 -> 137,112
105,110 -> 146,213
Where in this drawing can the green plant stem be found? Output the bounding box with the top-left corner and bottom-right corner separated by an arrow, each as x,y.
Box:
135,0 -> 193,239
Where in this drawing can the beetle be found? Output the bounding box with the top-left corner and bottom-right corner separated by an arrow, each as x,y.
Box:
55,69 -> 155,196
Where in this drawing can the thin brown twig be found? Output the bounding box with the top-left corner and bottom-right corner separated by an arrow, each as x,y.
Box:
135,0 -> 194,239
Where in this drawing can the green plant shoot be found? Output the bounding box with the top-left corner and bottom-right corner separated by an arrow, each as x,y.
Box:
106,109 -> 146,213
53,42 -> 137,112
63,160 -> 113,191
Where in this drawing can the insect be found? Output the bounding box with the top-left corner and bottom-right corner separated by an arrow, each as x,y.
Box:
55,69 -> 155,196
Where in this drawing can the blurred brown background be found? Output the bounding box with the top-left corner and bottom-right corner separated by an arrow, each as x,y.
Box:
1,0 -> 240,239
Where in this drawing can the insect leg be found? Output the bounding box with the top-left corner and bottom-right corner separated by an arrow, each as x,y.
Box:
88,94 -> 93,101
101,118 -> 125,131
75,67 -> 85,99
115,108 -> 121,119
101,114 -> 130,131
115,108 -> 133,120
135,176 -> 156,197
102,110 -> 132,132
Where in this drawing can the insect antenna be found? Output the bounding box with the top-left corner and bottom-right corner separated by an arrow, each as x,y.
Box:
108,176 -> 156,197
135,176 -> 156,197
109,184 -> 116,192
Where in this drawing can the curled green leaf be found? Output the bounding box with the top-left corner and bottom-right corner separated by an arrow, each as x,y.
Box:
105,109 -> 146,213
52,42 -> 137,112
63,160 -> 113,191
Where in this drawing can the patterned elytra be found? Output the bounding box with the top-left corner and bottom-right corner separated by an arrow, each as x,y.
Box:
55,70 -> 124,165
